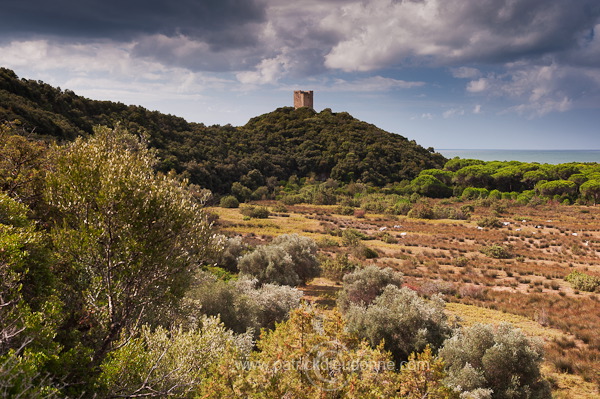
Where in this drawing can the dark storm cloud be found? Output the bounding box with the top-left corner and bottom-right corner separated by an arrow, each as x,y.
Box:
324,0 -> 600,70
1,0 -> 266,48
2,0 -> 599,95
463,0 -> 600,64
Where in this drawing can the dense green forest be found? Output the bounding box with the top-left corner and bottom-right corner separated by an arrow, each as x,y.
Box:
0,67 -> 446,194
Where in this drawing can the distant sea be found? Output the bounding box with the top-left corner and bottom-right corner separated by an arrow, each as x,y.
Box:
438,149 -> 600,164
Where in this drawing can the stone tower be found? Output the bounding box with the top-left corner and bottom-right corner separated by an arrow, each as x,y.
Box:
294,90 -> 313,110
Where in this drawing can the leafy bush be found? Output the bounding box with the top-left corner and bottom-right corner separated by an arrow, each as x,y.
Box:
397,346 -> 459,399
0,193 -> 63,397
271,203 -> 288,213
407,202 -> 434,219
219,195 -> 239,208
321,253 -> 358,281
357,245 -> 379,259
516,190 -> 536,205
279,193 -> 306,205
477,217 -> 502,228
238,234 -> 319,286
213,235 -> 246,272
186,272 -> 303,336
565,271 -> 600,292
231,182 -> 252,202
580,179 -> 600,205
46,126 -> 214,366
316,236 -> 339,248
251,186 -> 269,200
99,318 -> 253,398
444,158 -> 485,172
419,168 -> 455,185
240,205 -> 270,219
344,285 -> 453,363
432,206 -> 469,220
198,305 -> 401,397
461,187 -> 489,200
386,200 -> 412,215
376,231 -> 398,244
488,189 -> 502,200
337,265 -> 404,311
335,205 -> 355,215
480,245 -> 512,259
439,323 -> 551,399
341,228 -> 369,247
410,174 -> 452,198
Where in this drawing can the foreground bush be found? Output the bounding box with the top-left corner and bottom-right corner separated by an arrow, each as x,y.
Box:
238,234 -> 319,286
198,306 -> 408,398
99,317 -> 252,398
440,323 -> 551,399
185,272 -> 302,336
344,285 -> 453,364
337,265 -> 404,311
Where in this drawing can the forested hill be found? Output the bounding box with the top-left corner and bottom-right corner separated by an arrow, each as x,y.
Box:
0,67 -> 446,192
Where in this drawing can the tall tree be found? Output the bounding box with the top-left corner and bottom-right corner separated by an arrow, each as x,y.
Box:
45,126 -> 214,366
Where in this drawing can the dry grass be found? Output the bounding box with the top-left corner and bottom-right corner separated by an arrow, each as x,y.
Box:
211,199 -> 600,396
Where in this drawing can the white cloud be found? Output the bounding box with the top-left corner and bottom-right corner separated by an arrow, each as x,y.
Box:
325,76 -> 425,92
236,54 -> 290,85
509,96 -> 572,116
473,104 -> 482,114
452,67 -> 482,79
463,62 -> 600,116
443,108 -> 465,119
0,39 -> 234,104
467,79 -> 488,93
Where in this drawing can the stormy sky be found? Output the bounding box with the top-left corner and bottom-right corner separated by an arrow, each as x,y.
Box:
1,0 -> 600,150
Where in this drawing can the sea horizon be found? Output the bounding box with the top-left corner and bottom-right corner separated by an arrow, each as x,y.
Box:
437,149 -> 600,164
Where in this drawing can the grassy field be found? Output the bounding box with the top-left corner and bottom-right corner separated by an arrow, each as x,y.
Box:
209,199 -> 600,398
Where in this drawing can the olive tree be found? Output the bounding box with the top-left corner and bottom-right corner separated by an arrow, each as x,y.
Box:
337,265 -> 404,311
45,126 -> 214,365
344,285 -> 453,364
439,323 -> 551,399
238,234 -> 319,286
184,272 -> 302,337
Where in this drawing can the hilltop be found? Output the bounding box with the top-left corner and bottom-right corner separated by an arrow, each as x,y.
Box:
0,67 -> 445,193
